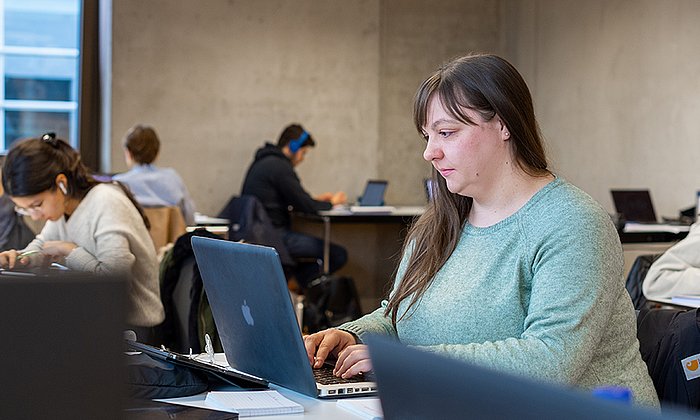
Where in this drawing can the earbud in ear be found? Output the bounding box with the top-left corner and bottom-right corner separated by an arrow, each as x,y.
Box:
58,182 -> 68,195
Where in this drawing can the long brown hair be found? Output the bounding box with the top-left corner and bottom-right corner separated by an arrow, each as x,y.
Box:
384,53 -> 550,325
2,134 -> 151,229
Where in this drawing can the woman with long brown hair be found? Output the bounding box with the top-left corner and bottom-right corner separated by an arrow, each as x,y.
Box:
304,54 -> 657,406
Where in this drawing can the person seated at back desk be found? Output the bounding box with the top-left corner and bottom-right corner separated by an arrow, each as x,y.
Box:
112,124 -> 196,225
241,123 -> 347,289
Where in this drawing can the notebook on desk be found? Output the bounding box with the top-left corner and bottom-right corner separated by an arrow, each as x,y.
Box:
191,236 -> 377,399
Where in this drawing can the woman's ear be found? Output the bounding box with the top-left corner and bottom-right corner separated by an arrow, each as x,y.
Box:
499,119 -> 510,140
55,174 -> 69,195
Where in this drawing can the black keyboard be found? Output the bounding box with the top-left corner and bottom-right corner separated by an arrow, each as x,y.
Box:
313,366 -> 367,385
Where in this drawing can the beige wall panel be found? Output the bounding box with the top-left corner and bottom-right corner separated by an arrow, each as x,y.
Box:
378,0 -> 501,205
504,0 -> 700,218
111,0 -> 380,215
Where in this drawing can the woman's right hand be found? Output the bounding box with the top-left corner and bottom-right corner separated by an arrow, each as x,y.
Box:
303,328 -> 357,368
0,249 -> 30,269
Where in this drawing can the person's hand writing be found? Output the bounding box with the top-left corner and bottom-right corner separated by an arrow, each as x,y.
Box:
303,328 -> 357,368
0,249 -> 35,269
0,249 -> 19,269
334,344 -> 372,378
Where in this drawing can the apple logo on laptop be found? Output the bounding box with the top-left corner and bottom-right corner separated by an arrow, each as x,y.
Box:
241,300 -> 254,326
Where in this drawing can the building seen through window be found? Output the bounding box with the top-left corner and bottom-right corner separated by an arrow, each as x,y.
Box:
0,0 -> 81,152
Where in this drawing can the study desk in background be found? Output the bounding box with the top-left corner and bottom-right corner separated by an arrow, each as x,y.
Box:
186,213 -> 231,238
618,222 -> 690,244
293,206 -> 424,311
314,206 -> 425,273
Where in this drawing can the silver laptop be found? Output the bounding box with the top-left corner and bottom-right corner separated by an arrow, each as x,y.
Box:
191,236 -> 376,398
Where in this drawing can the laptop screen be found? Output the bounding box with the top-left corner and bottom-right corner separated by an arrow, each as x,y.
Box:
359,180 -> 388,206
610,190 -> 657,223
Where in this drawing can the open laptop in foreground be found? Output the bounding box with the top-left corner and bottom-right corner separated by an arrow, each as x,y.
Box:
366,335 -> 691,420
191,236 -> 376,398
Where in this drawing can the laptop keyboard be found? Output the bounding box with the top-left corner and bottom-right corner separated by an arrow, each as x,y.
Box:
313,366 -> 367,385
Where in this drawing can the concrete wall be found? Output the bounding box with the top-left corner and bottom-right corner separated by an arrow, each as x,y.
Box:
110,0 -> 700,304
112,1 -> 700,219
378,0 -> 501,204
502,0 -> 700,218
110,0 -> 501,309
111,0 -> 381,215
111,0 -> 502,215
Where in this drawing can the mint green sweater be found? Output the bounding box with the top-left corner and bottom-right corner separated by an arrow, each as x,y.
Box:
341,178 -> 658,406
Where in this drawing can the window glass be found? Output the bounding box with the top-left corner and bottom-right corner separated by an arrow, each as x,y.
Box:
5,110 -> 70,148
0,0 -> 81,152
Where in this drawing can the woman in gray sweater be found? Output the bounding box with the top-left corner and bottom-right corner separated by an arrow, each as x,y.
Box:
0,133 -> 164,332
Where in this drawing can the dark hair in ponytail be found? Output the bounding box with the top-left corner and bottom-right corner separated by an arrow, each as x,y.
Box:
1,133 -> 150,229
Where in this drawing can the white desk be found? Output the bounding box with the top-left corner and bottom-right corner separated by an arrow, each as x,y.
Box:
314,206 -> 424,273
158,354 -> 374,419
187,214 -> 231,238
159,386 -> 369,419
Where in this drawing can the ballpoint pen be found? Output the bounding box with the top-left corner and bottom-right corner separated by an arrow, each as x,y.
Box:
17,250 -> 40,258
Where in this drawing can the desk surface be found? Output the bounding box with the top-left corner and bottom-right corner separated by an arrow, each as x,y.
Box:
319,205 -> 424,217
158,354 -> 374,419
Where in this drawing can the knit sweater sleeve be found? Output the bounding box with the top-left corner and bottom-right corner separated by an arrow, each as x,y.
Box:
343,200 -> 627,384
19,220 -> 61,263
63,187 -> 139,275
337,248 -> 413,339
643,222 -> 700,298
414,211 -> 624,384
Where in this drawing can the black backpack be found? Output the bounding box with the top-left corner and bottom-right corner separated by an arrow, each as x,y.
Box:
302,274 -> 362,333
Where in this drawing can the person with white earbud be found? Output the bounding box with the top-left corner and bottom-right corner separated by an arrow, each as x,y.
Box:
0,133 -> 164,341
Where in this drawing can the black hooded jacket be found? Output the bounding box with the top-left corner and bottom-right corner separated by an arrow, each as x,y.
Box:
240,142 -> 331,228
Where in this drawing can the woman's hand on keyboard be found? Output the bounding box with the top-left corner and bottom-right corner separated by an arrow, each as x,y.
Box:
334,344 -> 371,379
303,328 -> 357,369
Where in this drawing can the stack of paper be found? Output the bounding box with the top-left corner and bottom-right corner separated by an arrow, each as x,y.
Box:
205,390 -> 303,417
336,397 -> 383,419
670,295 -> 700,308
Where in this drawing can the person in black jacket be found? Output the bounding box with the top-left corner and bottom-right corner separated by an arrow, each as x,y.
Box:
241,124 -> 347,289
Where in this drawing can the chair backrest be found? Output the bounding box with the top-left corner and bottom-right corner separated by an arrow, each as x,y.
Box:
625,253 -> 662,310
217,195 -> 293,266
143,206 -> 187,251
